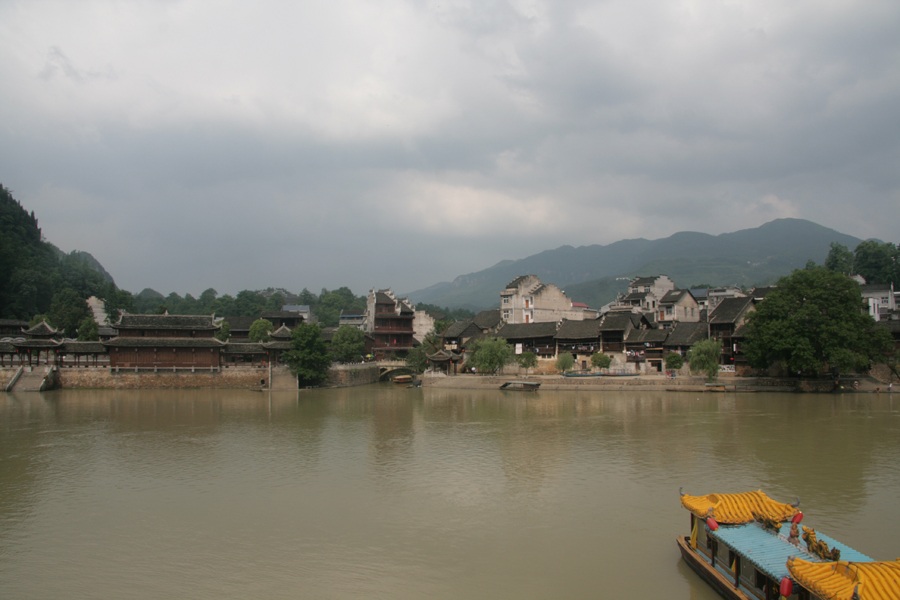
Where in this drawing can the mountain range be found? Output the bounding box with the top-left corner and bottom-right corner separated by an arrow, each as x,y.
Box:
404,219 -> 864,311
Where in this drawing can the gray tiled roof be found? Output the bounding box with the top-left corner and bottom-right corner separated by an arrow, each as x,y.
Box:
13,339 -> 61,348
270,325 -> 292,339
554,318 -> 603,340
0,319 -> 28,328
260,311 -> 305,319
443,319 -> 475,338
473,309 -> 502,330
709,297 -> 754,324
221,316 -> 257,331
59,341 -> 107,353
505,275 -> 529,290
375,292 -> 394,304
104,338 -> 225,348
663,322 -> 708,347
599,312 -> 634,331
630,276 -> 659,286
116,314 -> 219,330
860,283 -> 893,292
497,322 -> 558,340
625,328 -> 669,343
24,321 -> 58,337
660,290 -> 693,304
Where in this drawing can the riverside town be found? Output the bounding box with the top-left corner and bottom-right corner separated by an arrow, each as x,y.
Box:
2,270 -> 898,394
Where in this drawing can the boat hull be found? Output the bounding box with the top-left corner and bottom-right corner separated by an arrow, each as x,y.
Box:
676,536 -> 752,600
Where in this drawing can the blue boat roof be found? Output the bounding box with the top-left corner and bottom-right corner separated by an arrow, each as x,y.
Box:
710,523 -> 873,582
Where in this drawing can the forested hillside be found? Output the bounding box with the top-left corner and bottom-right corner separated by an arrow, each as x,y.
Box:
0,184 -> 113,324
406,219 -> 866,310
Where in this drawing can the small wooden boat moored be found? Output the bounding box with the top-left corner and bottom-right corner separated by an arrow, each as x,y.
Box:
562,370 -> 600,378
500,381 -> 541,391
392,375 -> 413,384
677,489 -> 900,600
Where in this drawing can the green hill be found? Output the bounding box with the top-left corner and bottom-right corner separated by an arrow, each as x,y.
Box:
405,219 -> 864,310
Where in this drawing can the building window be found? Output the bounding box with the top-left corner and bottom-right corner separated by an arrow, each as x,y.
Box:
502,296 -> 510,304
502,310 -> 510,319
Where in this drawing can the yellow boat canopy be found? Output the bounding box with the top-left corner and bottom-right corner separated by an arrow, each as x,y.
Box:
787,557 -> 900,600
680,490 -> 799,524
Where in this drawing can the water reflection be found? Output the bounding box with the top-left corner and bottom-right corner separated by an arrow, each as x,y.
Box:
1,387 -> 898,600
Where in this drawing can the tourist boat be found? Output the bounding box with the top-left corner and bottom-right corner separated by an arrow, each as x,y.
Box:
500,381 -> 541,391
677,489 -> 900,600
392,375 -> 413,384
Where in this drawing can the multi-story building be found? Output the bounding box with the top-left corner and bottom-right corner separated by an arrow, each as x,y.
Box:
365,289 -> 415,358
500,275 -> 594,324
105,314 -> 224,369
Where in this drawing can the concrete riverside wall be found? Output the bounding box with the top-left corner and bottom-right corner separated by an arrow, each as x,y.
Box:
58,367 -> 269,389
326,364 -> 380,388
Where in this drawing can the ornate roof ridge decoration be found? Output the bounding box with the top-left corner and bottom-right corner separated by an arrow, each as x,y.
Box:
787,557 -> 900,600
24,321 -> 58,337
270,324 -> 292,339
680,490 -> 799,524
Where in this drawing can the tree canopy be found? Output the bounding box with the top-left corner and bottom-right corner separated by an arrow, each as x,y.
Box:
467,337 -> 514,374
77,317 -> 99,341
331,325 -> 366,363
591,353 -> 612,369
405,345 -> 428,373
743,266 -> 892,375
556,352 -> 575,373
248,318 -> 274,342
517,351 -> 537,374
688,339 -> 721,382
282,323 -> 332,386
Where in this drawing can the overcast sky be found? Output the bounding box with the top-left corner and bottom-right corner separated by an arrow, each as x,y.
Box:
2,0 -> 898,298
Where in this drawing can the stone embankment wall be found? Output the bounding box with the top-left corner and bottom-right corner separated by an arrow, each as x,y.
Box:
327,364 -> 380,388
58,367 -> 269,389
0,367 -> 17,389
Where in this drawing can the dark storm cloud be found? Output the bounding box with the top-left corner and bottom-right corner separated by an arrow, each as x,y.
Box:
0,0 -> 898,297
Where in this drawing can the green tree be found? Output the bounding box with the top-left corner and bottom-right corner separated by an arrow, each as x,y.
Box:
591,353 -> 612,370
48,288 -> 92,338
406,345 -> 428,373
556,352 -> 575,373
517,351 -> 537,375
282,323 -> 332,386
103,288 -> 135,323
199,288 -> 218,309
331,325 -> 366,363
264,293 -> 285,312
665,352 -> 684,370
29,314 -> 50,328
215,321 -> 231,342
235,290 -> 266,317
77,317 -> 99,341
688,339 -> 721,382
248,318 -> 274,342
824,242 -> 854,276
468,337 -> 514,374
743,267 -> 892,375
853,240 -> 899,286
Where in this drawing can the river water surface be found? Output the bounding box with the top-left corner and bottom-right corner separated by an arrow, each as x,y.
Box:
1,386 -> 899,599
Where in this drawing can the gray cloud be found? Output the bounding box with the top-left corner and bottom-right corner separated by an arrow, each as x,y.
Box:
1,0 -> 897,298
